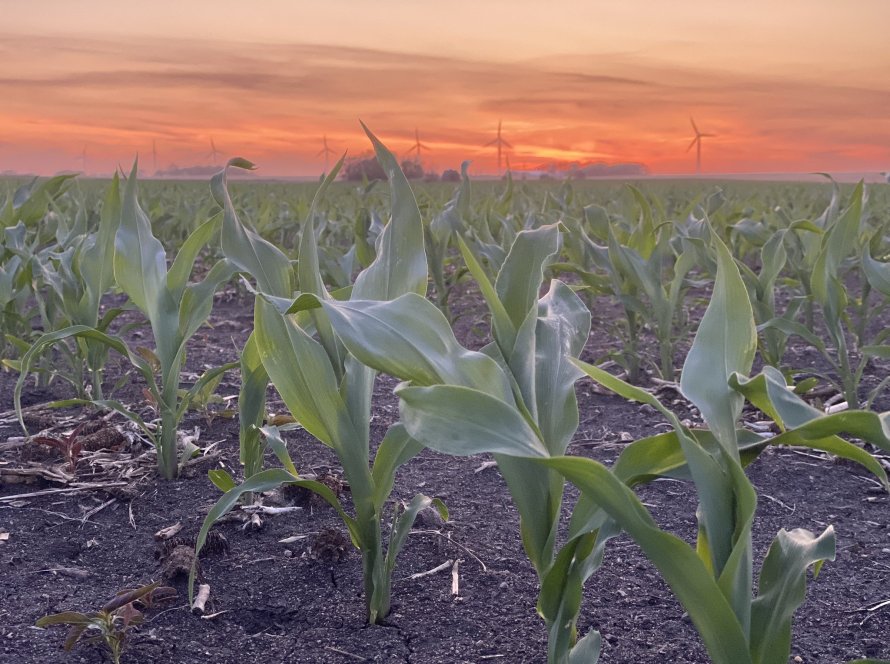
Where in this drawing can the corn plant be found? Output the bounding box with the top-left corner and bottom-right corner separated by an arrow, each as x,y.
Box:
15,162 -> 237,479
557,188 -> 695,381
293,223 -> 612,663
36,583 -> 175,664
761,182 -> 889,408
17,176 -> 126,398
736,227 -> 802,368
543,228 -> 890,664
0,225 -> 37,361
193,126 -> 445,625
1,177 -> 78,368
425,161 -> 470,319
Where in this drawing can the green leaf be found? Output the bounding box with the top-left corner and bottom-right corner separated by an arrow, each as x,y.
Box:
253,297 -> 355,448
214,158 -> 292,298
569,629 -> 602,664
114,161 -> 178,367
862,246 -> 890,298
542,456 -> 752,664
534,281 -> 590,454
457,234 -> 516,349
352,123 -> 427,300
298,155 -> 348,371
167,215 -> 222,297
495,224 -> 560,329
396,384 -> 548,457
681,229 -> 756,451
14,326 -> 154,432
757,318 -> 828,357
370,424 -> 423,510
208,469 -> 237,493
385,493 -> 437,576
238,332 -> 269,477
749,527 -> 835,664
308,294 -> 511,399
729,366 -> 821,430
862,345 -> 890,360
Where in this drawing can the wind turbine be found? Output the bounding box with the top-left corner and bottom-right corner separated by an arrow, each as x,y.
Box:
484,120 -> 512,175
316,135 -> 336,173
206,138 -> 222,166
152,140 -> 158,175
687,117 -> 715,175
78,145 -> 88,174
405,128 -> 431,164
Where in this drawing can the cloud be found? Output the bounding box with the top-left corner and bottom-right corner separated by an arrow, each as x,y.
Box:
0,33 -> 888,174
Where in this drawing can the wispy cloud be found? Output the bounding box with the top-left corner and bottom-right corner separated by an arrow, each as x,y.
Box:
0,33 -> 888,175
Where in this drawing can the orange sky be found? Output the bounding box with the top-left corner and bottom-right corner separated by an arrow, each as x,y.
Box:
1,0 -> 889,176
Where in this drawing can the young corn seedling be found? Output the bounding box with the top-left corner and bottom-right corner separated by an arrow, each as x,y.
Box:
544,227 -> 890,664
736,226 -> 802,369
425,160 -> 470,320
764,182 -> 890,408
22,175 -> 124,399
36,582 -> 176,664
15,162 -> 237,479
295,224 -> 611,663
556,187 -> 694,381
193,125 -> 445,625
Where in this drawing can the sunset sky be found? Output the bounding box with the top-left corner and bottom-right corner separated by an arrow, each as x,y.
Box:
1,0 -> 889,177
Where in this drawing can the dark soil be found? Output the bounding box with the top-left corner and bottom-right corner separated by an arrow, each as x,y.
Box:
1,285 -> 888,664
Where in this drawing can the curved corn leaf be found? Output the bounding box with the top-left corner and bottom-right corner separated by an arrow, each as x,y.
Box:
494,224 -> 560,330
190,468 -> 356,602
370,424 -> 424,511
115,161 -> 178,368
14,325 -> 154,431
238,332 -> 268,477
35,612 -> 92,627
729,366 -> 821,430
534,281 -> 590,454
749,527 -> 835,664
542,456 -> 752,664
396,384 -> 547,457
253,297 -> 356,449
297,293 -> 512,399
862,246 -> 890,297
352,123 -> 427,301
299,155 -> 348,371
167,215 -> 222,297
681,229 -> 756,451
214,158 -> 292,298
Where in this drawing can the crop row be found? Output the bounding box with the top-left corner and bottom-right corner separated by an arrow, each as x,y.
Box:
3,127 -> 890,663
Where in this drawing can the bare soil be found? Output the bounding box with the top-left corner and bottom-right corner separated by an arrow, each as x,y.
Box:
1,285 -> 888,664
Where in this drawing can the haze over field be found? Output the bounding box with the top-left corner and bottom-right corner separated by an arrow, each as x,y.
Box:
1,0 -> 888,177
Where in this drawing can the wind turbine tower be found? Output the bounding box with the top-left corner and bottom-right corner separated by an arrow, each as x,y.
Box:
406,128 -> 431,164
152,140 -> 158,175
484,120 -> 512,175
207,138 -> 222,166
78,145 -> 88,174
687,117 -> 715,175
316,135 -> 336,173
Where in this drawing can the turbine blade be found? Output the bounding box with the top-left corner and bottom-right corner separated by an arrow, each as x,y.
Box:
500,138 -> 513,149
690,117 -> 699,135
686,137 -> 698,152
483,138 -> 498,147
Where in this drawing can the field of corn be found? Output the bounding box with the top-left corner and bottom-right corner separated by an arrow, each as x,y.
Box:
1,129 -> 889,664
